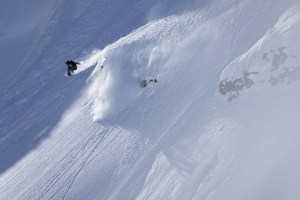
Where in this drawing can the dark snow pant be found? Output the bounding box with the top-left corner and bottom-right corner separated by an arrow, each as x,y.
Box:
67,66 -> 74,76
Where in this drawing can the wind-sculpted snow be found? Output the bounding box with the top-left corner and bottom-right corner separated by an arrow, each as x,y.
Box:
219,4 -> 300,100
83,13 -> 200,120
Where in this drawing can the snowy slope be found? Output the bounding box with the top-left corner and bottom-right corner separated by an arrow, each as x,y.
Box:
0,0 -> 55,85
220,4 -> 300,101
1,0 -> 300,200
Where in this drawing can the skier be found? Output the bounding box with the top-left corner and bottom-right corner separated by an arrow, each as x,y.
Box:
65,60 -> 79,76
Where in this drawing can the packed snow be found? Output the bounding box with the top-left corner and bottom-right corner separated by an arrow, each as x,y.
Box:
0,0 -> 300,200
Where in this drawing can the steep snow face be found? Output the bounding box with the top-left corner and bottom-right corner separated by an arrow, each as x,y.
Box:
219,4 -> 300,101
214,4 -> 300,200
1,0 -> 300,200
0,0 -> 189,178
0,0 -> 55,85
84,13 -> 199,120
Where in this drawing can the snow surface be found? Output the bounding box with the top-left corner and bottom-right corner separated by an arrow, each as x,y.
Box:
1,0 -> 300,199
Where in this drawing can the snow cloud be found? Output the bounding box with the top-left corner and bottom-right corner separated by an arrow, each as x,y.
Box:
85,13 -> 193,121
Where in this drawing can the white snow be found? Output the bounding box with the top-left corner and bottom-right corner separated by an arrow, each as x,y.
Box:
0,0 -> 55,85
1,0 -> 300,200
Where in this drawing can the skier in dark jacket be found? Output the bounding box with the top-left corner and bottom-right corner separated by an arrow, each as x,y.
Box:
65,60 -> 79,76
